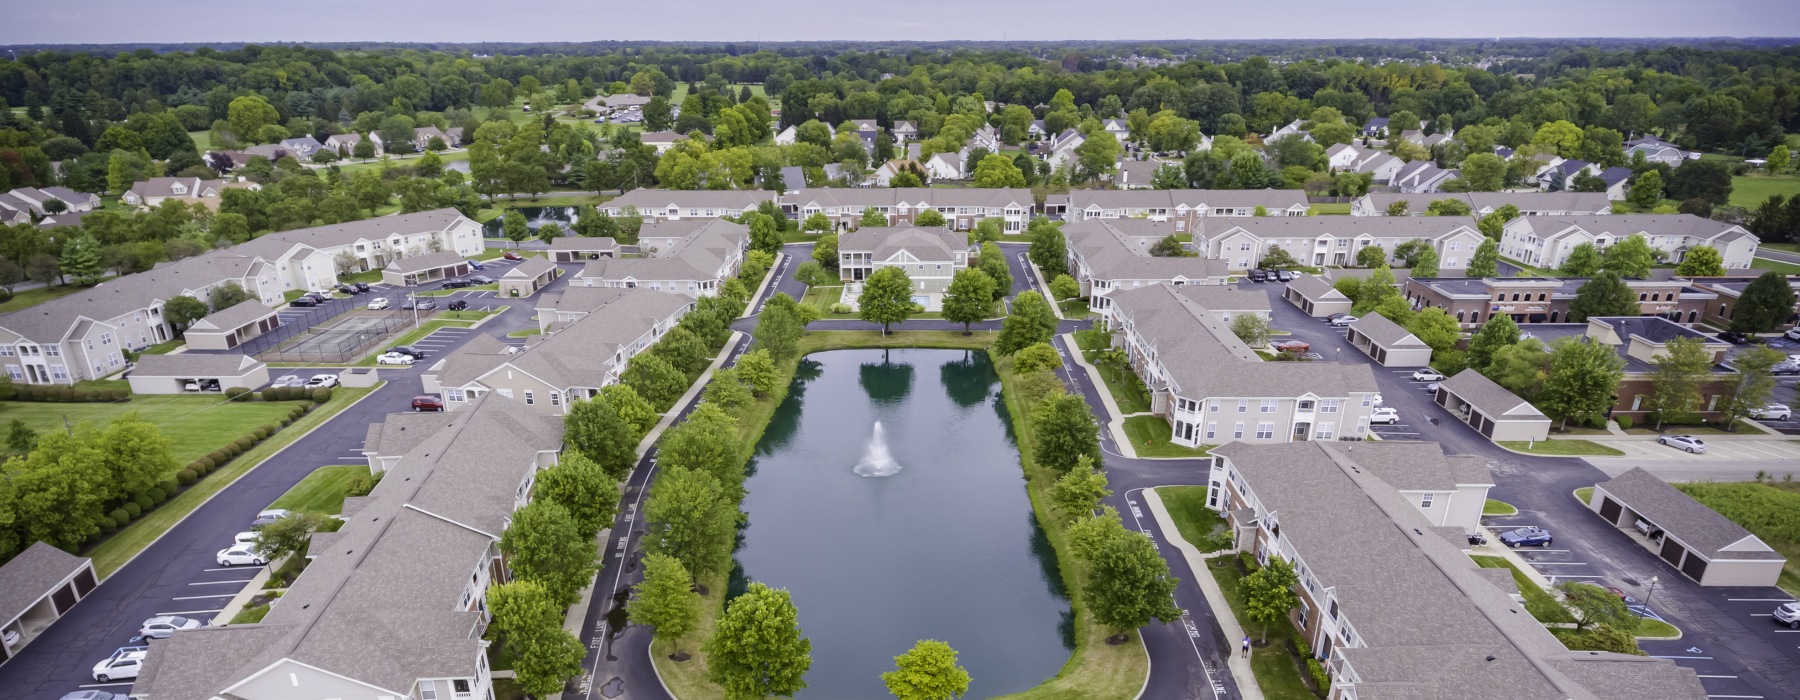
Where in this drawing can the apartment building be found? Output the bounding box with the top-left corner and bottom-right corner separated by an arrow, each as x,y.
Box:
1206,440 -> 1705,699
1499,215 -> 1758,271
780,188 -> 1034,232
1404,276 -> 1717,328
1063,219 -> 1232,321
1196,216 -> 1486,271
1107,283 -> 1379,447
1351,191 -> 1613,217
424,287 -> 693,414
571,219 -> 746,298
598,188 -> 775,221
837,226 -> 970,311
1064,189 -> 1311,231
131,396 -> 564,700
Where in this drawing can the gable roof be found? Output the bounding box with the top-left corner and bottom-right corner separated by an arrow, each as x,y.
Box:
838,226 -> 967,262
0,542 -> 88,625
1220,215 -> 1481,242
602,188 -> 775,212
1596,468 -> 1782,559
1071,189 -> 1309,212
456,289 -> 692,391
384,250 -> 466,274
1064,219 -> 1230,281
1348,311 -> 1428,349
188,298 -> 278,332
503,255 -> 556,279
130,352 -> 264,377
1440,369 -> 1548,420
1284,274 -> 1346,302
548,236 -> 620,251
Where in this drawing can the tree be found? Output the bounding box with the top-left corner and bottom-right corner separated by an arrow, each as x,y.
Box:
1477,204 -> 1520,240
564,396 -> 642,480
644,467 -> 737,580
227,95 -> 280,144
1085,525 -> 1182,635
1411,246 -> 1439,278
1460,153 -> 1506,191
631,553 -> 702,656
1556,581 -> 1638,633
1355,245 -> 1388,268
1568,271 -> 1639,322
658,403 -> 745,489
1406,308 -> 1462,355
1426,198 -> 1473,216
754,293 -> 806,362
1674,246 -> 1726,278
941,269 -> 997,334
601,384 -> 660,435
252,511 -> 329,564
1033,392 -> 1101,472
1149,235 -> 1188,258
1240,556 -> 1299,642
1049,274 -> 1080,300
502,210 -> 530,247
1770,145 -> 1792,174
1350,266 -> 1401,314
1385,200 -> 1411,216
488,580 -> 586,698
207,282 -> 251,311
1530,337 -> 1621,429
857,266 -> 916,335
883,640 -> 972,700
1600,235 -> 1657,278
996,291 -> 1058,355
1049,455 -> 1110,520
163,295 -> 210,334
536,452 -> 621,536
1730,271 -> 1797,333
979,242 -> 1012,300
501,501 -> 600,608
1258,245 -> 1298,270
1667,160 -> 1733,205
1559,243 -> 1602,276
747,212 -> 784,255
1463,238 -> 1500,278
622,352 -> 689,409
971,154 -> 1027,188
1647,336 -> 1713,430
706,582 -> 813,700
915,210 -> 947,228
1722,346 -> 1783,432
812,233 -> 839,269
59,234 -> 103,285
1628,170 -> 1664,209
1230,313 -> 1273,348
1073,131 -> 1122,183
1465,314 -> 1522,373
1028,223 -> 1068,278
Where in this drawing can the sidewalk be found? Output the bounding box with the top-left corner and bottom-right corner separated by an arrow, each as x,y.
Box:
1062,332 -> 1136,459
1140,488 -> 1263,700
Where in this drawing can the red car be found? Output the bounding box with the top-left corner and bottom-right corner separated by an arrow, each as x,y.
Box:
1273,340 -> 1311,353
503,252 -> 523,261
411,395 -> 446,412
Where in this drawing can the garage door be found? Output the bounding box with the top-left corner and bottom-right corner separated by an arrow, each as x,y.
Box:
1598,497 -> 1622,524
1680,553 -> 1708,582
50,582 -> 76,614
1659,538 -> 1686,567
1478,415 -> 1494,438
74,568 -> 96,596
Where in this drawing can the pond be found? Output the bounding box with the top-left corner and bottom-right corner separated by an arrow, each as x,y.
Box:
479,205 -> 577,236
734,348 -> 1072,699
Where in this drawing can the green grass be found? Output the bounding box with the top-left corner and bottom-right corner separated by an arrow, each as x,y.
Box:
229,602 -> 271,625
486,191 -> 615,209
1310,202 -> 1351,215
1730,174 -> 1800,209
188,130 -> 211,153
1752,257 -> 1800,275
1501,257 -> 1562,277
1123,415 -> 1212,458
85,387 -> 377,576
1575,487 -> 1593,505
1156,486 -> 1234,552
269,465 -> 369,515
1636,617 -> 1680,639
134,338 -> 184,356
1205,558 -> 1321,700
1484,498 -> 1518,516
1081,357 -> 1152,414
1470,555 -> 1577,624
1498,439 -> 1625,456
799,285 -> 847,318
669,83 -> 770,107
0,282 -> 107,314
0,396 -> 304,466
332,149 -> 469,176
1671,480 -> 1800,597
1058,299 -> 1095,319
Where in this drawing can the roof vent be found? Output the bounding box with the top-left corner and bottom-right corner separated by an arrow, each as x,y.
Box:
1485,655 -> 1495,662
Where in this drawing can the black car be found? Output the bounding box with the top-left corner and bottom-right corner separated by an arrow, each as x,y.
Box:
440,279 -> 476,289
1247,269 -> 1269,282
469,275 -> 496,284
1718,331 -> 1751,345
352,282 -> 372,293
447,300 -> 470,311
336,284 -> 360,295
288,296 -> 319,308
391,346 -> 428,359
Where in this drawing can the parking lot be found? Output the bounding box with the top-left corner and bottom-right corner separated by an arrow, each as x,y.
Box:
1583,436 -> 1800,461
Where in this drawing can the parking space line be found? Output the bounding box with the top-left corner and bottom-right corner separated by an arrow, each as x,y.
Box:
1697,675 -> 1740,679
1529,561 -> 1591,565
201,567 -> 241,572
156,608 -> 222,616
1705,696 -> 1764,699
79,682 -> 134,688
172,594 -> 237,600
1729,598 -> 1796,602
188,579 -> 255,585
1750,613 -> 1773,617
1651,655 -> 1713,659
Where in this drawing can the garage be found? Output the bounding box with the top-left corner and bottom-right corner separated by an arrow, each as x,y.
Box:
1433,369 -> 1551,442
1345,312 -> 1433,367
549,236 -> 620,262
498,256 -> 560,298
0,542 -> 97,665
184,299 -> 281,351
381,251 -> 472,287
1282,275 -> 1352,318
1590,468 -> 1786,587
126,353 -> 272,395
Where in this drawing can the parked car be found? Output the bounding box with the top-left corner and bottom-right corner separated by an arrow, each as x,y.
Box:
251,509 -> 292,527
271,374 -> 301,388
416,299 -> 439,311
352,282 -> 372,293
304,374 -> 340,389
336,284 -> 360,295
92,646 -> 149,682
216,545 -> 268,567
440,279 -> 476,289
1718,331 -> 1751,345
1750,404 -> 1793,421
447,300 -> 470,311
137,616 -> 202,639
1499,526 -> 1554,548
1276,270 -> 1296,282
1412,369 -> 1446,382
1329,314 -> 1359,327
469,275 -> 496,284
504,251 -> 523,261
233,531 -> 260,546
412,395 -> 446,412
1424,382 -> 1443,394
1657,435 -> 1708,453
1325,313 -> 1351,323
288,296 -> 319,308
1370,407 -> 1400,424
391,346 -> 428,359
367,297 -> 390,310
468,259 -> 485,270
377,352 -> 416,366
1272,340 -> 1311,353
1772,362 -> 1800,376
399,298 -> 418,310
1372,393 -> 1384,407
1786,327 -> 1800,342
1773,601 -> 1800,629
1247,269 -> 1269,283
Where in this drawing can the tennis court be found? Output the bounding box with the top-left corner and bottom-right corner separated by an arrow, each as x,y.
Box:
262,313 -> 410,363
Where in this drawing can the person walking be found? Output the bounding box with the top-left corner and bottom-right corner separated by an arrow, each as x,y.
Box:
1241,635 -> 1251,658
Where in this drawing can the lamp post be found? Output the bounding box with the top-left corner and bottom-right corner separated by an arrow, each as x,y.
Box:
1645,575 -> 1660,608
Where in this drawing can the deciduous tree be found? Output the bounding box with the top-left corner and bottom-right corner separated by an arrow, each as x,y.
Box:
657,402 -> 745,489
535,452 -> 621,536
1028,222 -> 1068,278
1730,271 -> 1797,333
1033,392 -> 1101,472
488,580 -> 586,698
941,269 -> 996,334
565,396 -> 643,480
500,500 -> 600,608
1231,313 -> 1272,347
1049,454 -> 1110,520
1085,521 -> 1182,636
1556,582 -> 1637,633
1559,242 -> 1602,276
1240,556 -> 1299,643
1721,346 -> 1782,432
1468,239 -> 1499,278
882,640 -> 972,700
997,291 -> 1058,355
1674,245 -> 1726,277
1600,235 -> 1657,278
644,467 -> 737,581
622,352 -> 689,410
1465,314 -> 1521,373
163,295 -> 209,333
979,242 -> 1012,300
1568,271 -> 1638,322
1647,336 -> 1713,429
706,582 -> 813,700
858,266 -> 917,335
631,553 -> 702,656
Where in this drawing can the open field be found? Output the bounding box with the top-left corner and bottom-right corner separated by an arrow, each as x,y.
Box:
0,396 -> 306,466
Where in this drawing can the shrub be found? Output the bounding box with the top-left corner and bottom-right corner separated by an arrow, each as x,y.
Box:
226,387 -> 250,400
311,387 -> 332,403
252,427 -> 269,441
123,502 -> 143,518
1307,657 -> 1329,691
98,515 -> 118,532
344,470 -> 386,497
132,495 -> 154,511
233,437 -> 253,451
829,303 -> 853,314
209,449 -> 229,463
160,478 -> 179,494
109,508 -> 130,523
1615,415 -> 1634,430
177,469 -> 198,485
289,405 -> 306,419
147,487 -> 167,504
278,418 -> 291,428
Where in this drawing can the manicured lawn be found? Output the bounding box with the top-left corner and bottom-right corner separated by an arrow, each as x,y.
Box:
1752,257 -> 1800,275
1123,415 -> 1211,458
1311,202 -> 1351,215
0,396 -> 303,466
85,387 -> 377,576
269,465 -> 369,515
1470,555 -> 1576,624
1636,617 -> 1680,639
1157,486 -> 1234,552
799,285 -> 846,318
0,282 -> 108,314
188,130 -> 212,153
1575,487 -> 1594,505
332,149 -> 469,176
1483,498 -> 1518,516
507,327 -> 542,337
1672,480 -> 1800,597
1730,174 -> 1800,209
482,190 -> 616,210
1079,351 -> 1152,414
1206,557 -> 1321,700
1498,439 -> 1625,457
1058,299 -> 1095,319
1501,257 -> 1561,277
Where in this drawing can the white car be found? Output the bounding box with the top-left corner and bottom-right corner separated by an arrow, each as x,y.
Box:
1785,328 -> 1800,342
1329,315 -> 1359,327
1372,394 -> 1384,407
304,374 -> 340,389
271,374 -> 302,388
1424,382 -> 1442,394
1370,407 -> 1400,424
1749,404 -> 1793,421
217,545 -> 269,567
92,646 -> 148,682
1658,435 -> 1708,453
368,297 -> 390,310
251,508 -> 292,527
138,615 -> 203,639
234,531 -> 260,545
377,352 -> 415,366
1412,369 -> 1446,382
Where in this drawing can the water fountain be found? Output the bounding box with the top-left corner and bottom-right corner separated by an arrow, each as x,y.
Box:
853,421 -> 902,477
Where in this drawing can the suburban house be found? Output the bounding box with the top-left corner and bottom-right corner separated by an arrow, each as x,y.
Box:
638,131 -> 687,153
570,218 -> 747,297
1625,136 -> 1691,168
1390,159 -> 1460,193
781,188 -> 1034,233
131,395 -> 564,700
0,186 -> 99,223
120,177 -> 227,208
1400,128 -> 1455,150
1499,215 -> 1758,271
1205,440 -> 1704,698
924,151 -> 966,180
1404,275 -> 1717,327
1102,118 -> 1130,142
837,226 -> 970,312
1433,369 -> 1552,442
1266,119 -> 1309,142
593,93 -> 653,112
599,189 -> 775,222
1351,191 -> 1613,217
1323,143 -> 1404,184
1063,218 -> 1232,321
1064,189 -> 1312,231
1343,312 -> 1433,367
1360,117 -> 1390,138
774,122 -> 833,146
278,136 -> 325,159
1113,159 -> 1165,189
1045,129 -> 1085,171
892,120 -> 918,142
1195,216 -> 1486,271
1107,283 -> 1380,447
371,126 -> 462,154
0,542 -> 97,666
425,288 -> 692,412
1589,468 -> 1786,587
231,207 -> 487,278
321,133 -> 363,155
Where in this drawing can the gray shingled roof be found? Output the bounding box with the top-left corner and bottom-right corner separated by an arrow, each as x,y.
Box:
1284,274 -> 1346,303
549,236 -> 620,251
130,352 -> 264,378
580,220 -> 744,283
385,250 -> 467,274
504,256 -> 557,280
603,188 -> 774,212
1070,188 -> 1309,211
188,299 -> 277,333
1519,214 -> 1750,245
445,289 -> 690,391
0,542 -> 88,625
838,226 -> 967,262
1065,220 -> 1231,282
783,187 -> 1033,209
1597,468 -> 1783,559
1349,312 -> 1428,349
1440,369 -> 1547,419
1362,192 -> 1611,215
1214,215 -> 1481,241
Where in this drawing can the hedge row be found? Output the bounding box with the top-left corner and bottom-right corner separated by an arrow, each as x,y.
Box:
228,386 -> 334,403
8,386 -> 130,402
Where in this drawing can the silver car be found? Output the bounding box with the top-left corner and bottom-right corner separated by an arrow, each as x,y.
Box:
1657,435 -> 1707,453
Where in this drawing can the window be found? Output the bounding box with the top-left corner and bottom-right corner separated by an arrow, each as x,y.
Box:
1238,399 -> 1249,413
4,365 -> 19,380
1256,422 -> 1274,439
1420,493 -> 1434,508
445,388 -> 466,402
1205,423 -> 1217,440
1316,422 -> 1336,439
1232,422 -> 1245,439
50,366 -> 67,380
44,346 -> 58,357
453,680 -> 472,696
1208,400 -> 1220,413
550,391 -> 561,406
523,390 -> 535,405
419,681 -> 438,700
1260,399 -> 1277,413
1297,400 -> 1315,411
1361,394 -> 1372,407
1320,399 -> 1340,413
498,388 -> 514,399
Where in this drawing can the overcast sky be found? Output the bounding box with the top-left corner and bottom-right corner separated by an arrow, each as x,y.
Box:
3,0 -> 1795,45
